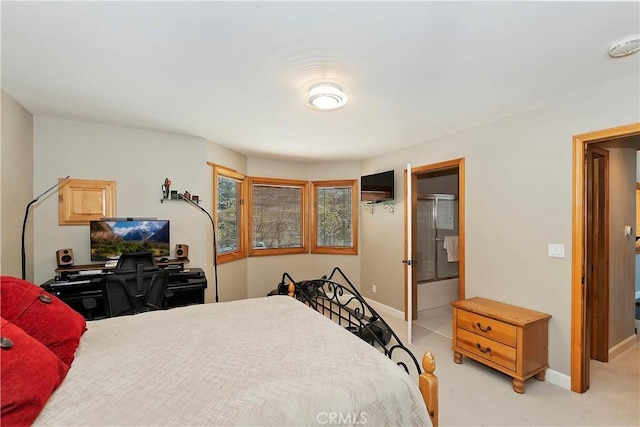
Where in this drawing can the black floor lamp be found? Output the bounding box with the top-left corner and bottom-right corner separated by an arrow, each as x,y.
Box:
21,176 -> 70,280
179,193 -> 219,302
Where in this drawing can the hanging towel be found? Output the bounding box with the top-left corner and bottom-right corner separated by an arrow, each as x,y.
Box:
443,235 -> 459,262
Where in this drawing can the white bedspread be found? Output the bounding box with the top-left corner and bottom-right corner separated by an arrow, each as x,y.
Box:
35,296 -> 430,426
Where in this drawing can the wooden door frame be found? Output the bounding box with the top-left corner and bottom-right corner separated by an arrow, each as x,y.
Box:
404,158 -> 465,320
571,122 -> 640,393
586,146 -> 609,363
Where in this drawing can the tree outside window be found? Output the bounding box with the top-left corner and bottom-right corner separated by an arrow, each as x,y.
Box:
249,178 -> 308,256
214,166 -> 247,263
311,180 -> 358,255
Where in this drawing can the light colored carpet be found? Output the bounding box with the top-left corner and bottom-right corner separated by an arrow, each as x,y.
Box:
383,309 -> 639,426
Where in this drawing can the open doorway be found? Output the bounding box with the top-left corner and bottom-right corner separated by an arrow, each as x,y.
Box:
571,123 -> 640,393
404,158 -> 465,334
413,173 -> 459,337
636,181 -> 640,333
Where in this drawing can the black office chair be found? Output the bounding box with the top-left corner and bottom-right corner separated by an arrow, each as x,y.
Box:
102,265 -> 170,317
115,251 -> 158,272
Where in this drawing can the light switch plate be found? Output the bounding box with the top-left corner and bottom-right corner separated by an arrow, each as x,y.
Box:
548,243 -> 565,258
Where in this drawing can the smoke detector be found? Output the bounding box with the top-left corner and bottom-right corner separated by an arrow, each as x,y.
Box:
608,35 -> 640,58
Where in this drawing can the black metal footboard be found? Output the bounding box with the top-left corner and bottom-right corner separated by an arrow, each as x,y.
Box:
278,267 -> 422,377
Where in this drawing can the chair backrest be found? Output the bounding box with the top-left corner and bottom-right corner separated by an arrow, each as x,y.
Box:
115,251 -> 158,273
102,266 -> 170,317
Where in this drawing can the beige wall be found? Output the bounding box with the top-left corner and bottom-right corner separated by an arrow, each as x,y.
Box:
359,76 -> 639,377
605,147 -> 636,347
1,91 -> 33,279
32,117 -> 247,303
30,118 -> 361,301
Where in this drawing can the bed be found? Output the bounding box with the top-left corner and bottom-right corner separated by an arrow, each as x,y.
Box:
1,275 -> 437,426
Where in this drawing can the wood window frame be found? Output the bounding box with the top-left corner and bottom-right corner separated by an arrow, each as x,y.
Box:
248,177 -> 309,257
212,165 -> 247,265
311,180 -> 358,255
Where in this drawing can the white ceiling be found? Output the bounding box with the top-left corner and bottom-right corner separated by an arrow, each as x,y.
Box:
2,1 -> 639,162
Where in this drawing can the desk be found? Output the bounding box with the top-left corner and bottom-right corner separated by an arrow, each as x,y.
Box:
55,258 -> 189,279
41,268 -> 207,320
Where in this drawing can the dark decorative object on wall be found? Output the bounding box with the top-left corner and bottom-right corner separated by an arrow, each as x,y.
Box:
162,178 -> 171,199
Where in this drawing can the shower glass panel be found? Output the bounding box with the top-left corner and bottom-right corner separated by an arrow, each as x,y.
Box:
416,194 -> 459,282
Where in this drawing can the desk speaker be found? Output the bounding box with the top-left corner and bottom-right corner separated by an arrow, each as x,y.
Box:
56,248 -> 74,267
175,244 -> 189,259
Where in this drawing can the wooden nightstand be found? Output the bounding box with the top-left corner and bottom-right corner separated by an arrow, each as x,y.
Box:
451,297 -> 551,393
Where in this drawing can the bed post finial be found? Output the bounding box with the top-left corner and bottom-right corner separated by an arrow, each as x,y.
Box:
288,281 -> 295,297
419,351 -> 438,427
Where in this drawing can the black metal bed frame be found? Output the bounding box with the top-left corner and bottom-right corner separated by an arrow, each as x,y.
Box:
278,266 -> 422,377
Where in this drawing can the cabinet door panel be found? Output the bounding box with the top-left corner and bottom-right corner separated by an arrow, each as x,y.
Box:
59,179 -> 116,225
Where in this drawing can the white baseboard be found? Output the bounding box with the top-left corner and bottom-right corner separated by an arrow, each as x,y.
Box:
546,335 -> 638,392
364,297 -> 404,320
545,368 -> 571,390
609,334 -> 638,360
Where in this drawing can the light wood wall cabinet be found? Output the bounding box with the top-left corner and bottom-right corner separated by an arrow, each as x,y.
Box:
58,179 -> 116,225
451,297 -> 551,394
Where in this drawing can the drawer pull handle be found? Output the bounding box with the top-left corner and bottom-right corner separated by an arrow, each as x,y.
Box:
476,343 -> 491,353
475,322 -> 492,333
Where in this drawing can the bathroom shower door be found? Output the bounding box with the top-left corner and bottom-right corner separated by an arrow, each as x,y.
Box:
417,194 -> 458,282
435,197 -> 458,279
417,198 -> 436,281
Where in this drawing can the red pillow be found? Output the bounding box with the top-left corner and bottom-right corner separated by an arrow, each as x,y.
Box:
1,317 -> 67,426
0,276 -> 86,367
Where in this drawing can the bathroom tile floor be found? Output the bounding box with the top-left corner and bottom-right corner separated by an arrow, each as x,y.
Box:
414,305 -> 453,339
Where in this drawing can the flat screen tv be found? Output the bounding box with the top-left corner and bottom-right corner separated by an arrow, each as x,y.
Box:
361,170 -> 394,203
90,219 -> 170,261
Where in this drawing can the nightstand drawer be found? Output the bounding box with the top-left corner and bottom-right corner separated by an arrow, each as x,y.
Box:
456,328 -> 516,371
457,309 -> 517,347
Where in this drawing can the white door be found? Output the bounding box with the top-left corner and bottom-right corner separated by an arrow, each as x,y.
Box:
405,163 -> 414,344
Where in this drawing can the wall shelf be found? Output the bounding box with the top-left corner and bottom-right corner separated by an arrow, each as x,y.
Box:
361,201 -> 395,214
160,197 -> 201,204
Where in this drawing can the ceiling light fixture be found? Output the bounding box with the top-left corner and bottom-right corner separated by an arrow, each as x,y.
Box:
307,83 -> 348,110
608,35 -> 640,58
